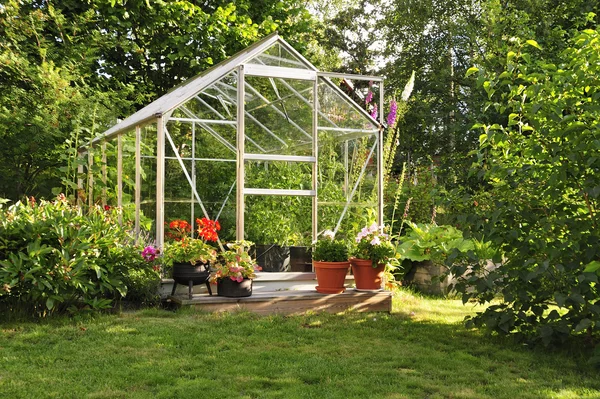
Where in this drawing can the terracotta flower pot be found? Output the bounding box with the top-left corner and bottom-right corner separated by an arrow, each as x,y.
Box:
313,260 -> 350,294
350,258 -> 385,291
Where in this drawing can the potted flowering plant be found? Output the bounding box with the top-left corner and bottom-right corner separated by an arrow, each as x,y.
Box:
350,222 -> 398,291
210,240 -> 261,297
163,217 -> 220,298
312,230 -> 350,294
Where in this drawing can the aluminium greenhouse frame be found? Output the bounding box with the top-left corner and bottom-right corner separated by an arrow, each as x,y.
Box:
81,32 -> 385,250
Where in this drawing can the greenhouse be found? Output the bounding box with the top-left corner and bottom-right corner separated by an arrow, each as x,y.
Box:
80,32 -> 384,273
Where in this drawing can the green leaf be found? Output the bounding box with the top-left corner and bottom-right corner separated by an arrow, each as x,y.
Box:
584,261 -> 600,273
525,40 -> 542,50
465,66 -> 479,77
574,318 -> 592,333
46,297 -> 55,310
554,292 -> 567,307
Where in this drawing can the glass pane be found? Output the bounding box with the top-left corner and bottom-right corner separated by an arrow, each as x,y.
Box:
317,132 -> 378,238
121,130 -> 136,229
246,42 -> 310,69
140,124 -> 157,237
245,160 -> 312,191
171,71 -> 238,122
245,195 -> 312,271
318,77 -> 378,133
244,76 -> 313,155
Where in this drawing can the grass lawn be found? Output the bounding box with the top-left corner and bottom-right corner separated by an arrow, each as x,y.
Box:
1,289 -> 599,399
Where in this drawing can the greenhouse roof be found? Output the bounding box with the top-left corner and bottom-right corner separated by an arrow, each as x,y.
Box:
95,32 -> 319,143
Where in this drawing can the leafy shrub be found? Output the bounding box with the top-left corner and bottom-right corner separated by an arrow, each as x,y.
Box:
0,196 -> 160,315
452,28 -> 600,349
312,230 -> 348,262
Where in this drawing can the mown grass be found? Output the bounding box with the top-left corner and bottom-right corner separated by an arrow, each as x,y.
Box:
1,289 -> 598,399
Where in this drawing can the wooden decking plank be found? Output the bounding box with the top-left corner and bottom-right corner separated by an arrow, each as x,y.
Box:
169,289 -> 392,315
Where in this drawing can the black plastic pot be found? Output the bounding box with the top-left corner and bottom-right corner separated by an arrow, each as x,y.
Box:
171,262 -> 212,299
290,246 -> 312,272
217,278 -> 253,297
254,244 -> 290,272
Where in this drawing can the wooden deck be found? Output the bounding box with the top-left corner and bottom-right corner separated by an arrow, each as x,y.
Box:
168,289 -> 392,315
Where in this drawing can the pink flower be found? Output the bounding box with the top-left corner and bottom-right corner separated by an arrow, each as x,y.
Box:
368,222 -> 379,232
370,104 -> 378,120
365,90 -> 373,105
141,246 -> 158,262
386,100 -> 398,126
370,236 -> 381,246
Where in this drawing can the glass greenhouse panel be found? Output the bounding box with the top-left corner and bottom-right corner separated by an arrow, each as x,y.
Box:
317,77 -> 378,133
121,130 -> 137,228
245,195 -> 312,271
245,160 -> 312,191
194,159 -> 236,240
244,76 -> 313,155
317,132 -> 379,237
170,71 -> 239,122
246,42 -> 310,69
140,124 -> 157,236
194,123 -> 237,159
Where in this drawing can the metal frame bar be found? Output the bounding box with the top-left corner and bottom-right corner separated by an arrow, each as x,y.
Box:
318,126 -> 379,134
101,142 -> 107,206
117,134 -> 123,225
333,139 -> 378,235
244,154 -> 315,163
312,76 -> 318,244
77,150 -> 84,207
317,71 -> 383,82
236,65 -> 245,241
135,125 -> 141,239
245,188 -> 315,196
252,52 -> 307,68
162,156 -> 235,162
156,116 -> 165,249
169,117 -> 236,125
87,150 -> 93,208
191,122 -> 196,238
244,64 -> 316,81
378,82 -> 385,227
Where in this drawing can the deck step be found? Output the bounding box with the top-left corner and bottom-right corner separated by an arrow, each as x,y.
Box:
169,289 -> 391,315
160,272 -> 355,298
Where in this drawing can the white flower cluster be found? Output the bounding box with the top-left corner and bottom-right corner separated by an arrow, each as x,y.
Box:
355,222 -> 389,246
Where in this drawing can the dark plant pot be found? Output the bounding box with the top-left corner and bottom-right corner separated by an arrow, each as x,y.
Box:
313,260 -> 350,294
290,246 -> 312,272
403,260 -> 452,295
217,278 -> 253,297
171,262 -> 212,299
254,244 -> 290,272
350,258 -> 385,291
